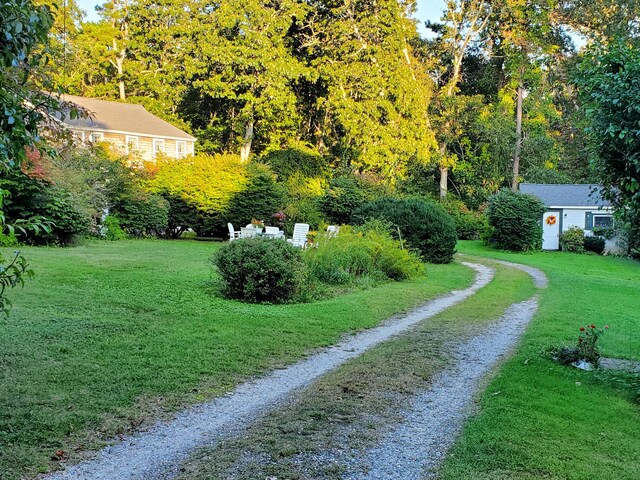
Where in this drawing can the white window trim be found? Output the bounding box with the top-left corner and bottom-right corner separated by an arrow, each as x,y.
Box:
89,132 -> 104,143
125,135 -> 139,154
73,130 -> 85,143
153,139 -> 165,156
176,140 -> 187,158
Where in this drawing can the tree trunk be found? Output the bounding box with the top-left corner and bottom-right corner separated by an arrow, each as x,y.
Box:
240,122 -> 254,162
440,165 -> 448,199
115,45 -> 126,100
511,80 -> 523,191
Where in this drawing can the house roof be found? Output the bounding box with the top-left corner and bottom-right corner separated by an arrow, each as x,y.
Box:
60,95 -> 196,141
519,183 -> 611,208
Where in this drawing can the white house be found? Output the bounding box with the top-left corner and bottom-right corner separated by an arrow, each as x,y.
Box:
519,184 -> 616,251
60,95 -> 196,161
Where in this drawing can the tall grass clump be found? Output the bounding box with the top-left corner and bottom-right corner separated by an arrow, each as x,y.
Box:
304,222 -> 425,285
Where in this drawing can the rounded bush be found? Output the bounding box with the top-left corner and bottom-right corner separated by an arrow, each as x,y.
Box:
485,189 -> 546,252
319,176 -> 369,225
560,226 -> 585,253
352,197 -> 457,264
441,198 -> 486,240
223,164 -> 285,235
212,238 -> 307,303
584,235 -> 606,255
116,194 -> 169,237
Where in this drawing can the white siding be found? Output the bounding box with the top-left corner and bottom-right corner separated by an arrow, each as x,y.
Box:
561,208 -> 590,231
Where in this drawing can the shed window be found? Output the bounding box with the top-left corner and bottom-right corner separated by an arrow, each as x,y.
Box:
593,215 -> 613,229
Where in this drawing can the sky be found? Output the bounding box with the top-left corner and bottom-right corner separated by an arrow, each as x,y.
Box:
76,0 -> 447,33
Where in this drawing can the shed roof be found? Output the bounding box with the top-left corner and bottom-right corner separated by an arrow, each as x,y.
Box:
60,95 -> 196,141
519,184 -> 611,208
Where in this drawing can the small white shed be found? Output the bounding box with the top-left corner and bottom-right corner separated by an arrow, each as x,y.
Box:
519,184 -> 616,251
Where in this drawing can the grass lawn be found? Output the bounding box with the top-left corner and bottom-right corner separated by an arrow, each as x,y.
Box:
440,241 -> 640,480
0,239 -> 473,479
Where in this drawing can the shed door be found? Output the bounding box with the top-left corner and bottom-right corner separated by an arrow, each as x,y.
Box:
542,211 -> 560,250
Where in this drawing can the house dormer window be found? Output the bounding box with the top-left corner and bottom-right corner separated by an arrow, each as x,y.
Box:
89,132 -> 104,143
125,136 -> 139,154
153,139 -> 164,157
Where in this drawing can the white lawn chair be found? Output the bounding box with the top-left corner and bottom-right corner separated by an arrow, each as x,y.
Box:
326,225 -> 339,237
228,223 -> 241,241
287,223 -> 310,248
264,226 -> 284,239
240,227 -> 257,238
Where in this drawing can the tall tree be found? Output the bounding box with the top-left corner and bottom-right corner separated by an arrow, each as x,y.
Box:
575,40 -> 640,255
425,0 -> 491,198
301,0 -> 436,184
126,0 -> 198,120
559,0 -> 640,42
190,0 -> 309,161
97,0 -> 130,100
485,0 -> 569,190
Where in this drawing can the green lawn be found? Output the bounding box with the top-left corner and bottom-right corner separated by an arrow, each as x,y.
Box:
440,242 -> 640,480
0,239 -> 473,479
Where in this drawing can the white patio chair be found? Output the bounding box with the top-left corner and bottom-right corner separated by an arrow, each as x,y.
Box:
240,227 -> 257,238
287,223 -> 310,248
228,223 -> 241,241
264,226 -> 284,239
326,225 -> 339,237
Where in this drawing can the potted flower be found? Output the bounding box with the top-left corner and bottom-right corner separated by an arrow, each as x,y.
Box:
250,218 -> 265,233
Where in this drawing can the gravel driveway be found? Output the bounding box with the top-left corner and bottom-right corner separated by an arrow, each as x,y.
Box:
350,297 -> 540,479
44,262 -> 494,480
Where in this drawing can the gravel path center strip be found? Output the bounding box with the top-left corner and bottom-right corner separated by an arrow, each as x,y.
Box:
44,262 -> 493,480
352,296 -> 540,480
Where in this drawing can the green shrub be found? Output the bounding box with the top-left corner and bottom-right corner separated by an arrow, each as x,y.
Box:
212,237 -> 308,303
283,198 -> 324,235
161,194 -> 202,239
560,226 -> 585,253
260,143 -> 328,182
319,176 -> 370,225
485,189 -> 546,252
0,232 -> 18,247
304,222 -> 424,285
102,215 -> 128,241
41,188 -> 92,245
441,198 -> 486,240
0,171 -> 91,245
584,235 -> 606,255
116,194 -> 169,237
223,164 -> 285,234
147,153 -> 248,216
592,226 -> 615,240
352,197 -> 457,264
